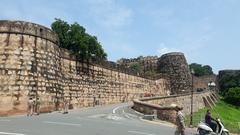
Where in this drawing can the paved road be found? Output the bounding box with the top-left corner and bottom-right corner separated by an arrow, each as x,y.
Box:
0,103 -> 198,135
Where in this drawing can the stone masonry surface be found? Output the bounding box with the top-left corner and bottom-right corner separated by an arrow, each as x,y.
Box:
133,91 -> 218,123
157,52 -> 192,95
0,20 -> 170,116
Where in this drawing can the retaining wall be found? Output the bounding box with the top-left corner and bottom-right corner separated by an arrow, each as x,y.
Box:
133,91 -> 218,123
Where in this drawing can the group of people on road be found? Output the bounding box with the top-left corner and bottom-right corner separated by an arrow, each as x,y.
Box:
27,97 -> 41,116
55,98 -> 70,114
27,97 -> 70,116
174,107 -> 216,135
27,96 -> 217,135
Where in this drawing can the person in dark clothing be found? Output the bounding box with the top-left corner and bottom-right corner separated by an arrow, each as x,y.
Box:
35,97 -> 41,115
205,109 -> 217,132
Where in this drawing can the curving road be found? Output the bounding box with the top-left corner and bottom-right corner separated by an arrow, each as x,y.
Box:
0,103 -> 197,135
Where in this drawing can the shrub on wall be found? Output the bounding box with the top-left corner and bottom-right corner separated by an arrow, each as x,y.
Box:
129,63 -> 143,74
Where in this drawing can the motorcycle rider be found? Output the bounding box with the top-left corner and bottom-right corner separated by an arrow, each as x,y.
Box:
205,109 -> 217,132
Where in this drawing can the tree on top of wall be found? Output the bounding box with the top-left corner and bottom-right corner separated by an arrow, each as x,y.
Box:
51,18 -> 107,62
189,63 -> 213,77
129,63 -> 143,74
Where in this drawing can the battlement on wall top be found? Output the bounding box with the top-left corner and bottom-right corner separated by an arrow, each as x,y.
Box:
160,52 -> 184,58
0,20 -> 58,44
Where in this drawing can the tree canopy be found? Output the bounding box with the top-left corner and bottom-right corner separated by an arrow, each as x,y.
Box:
129,63 -> 142,74
189,63 -> 214,76
51,18 -> 107,61
224,87 -> 240,106
218,70 -> 240,95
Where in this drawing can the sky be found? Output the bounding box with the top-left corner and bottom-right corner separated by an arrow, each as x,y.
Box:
0,0 -> 240,73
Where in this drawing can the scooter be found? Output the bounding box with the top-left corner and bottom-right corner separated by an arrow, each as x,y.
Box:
197,118 -> 229,135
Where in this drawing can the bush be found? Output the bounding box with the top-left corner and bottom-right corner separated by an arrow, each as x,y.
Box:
218,70 -> 240,96
189,63 -> 213,77
224,87 -> 240,106
129,63 -> 142,74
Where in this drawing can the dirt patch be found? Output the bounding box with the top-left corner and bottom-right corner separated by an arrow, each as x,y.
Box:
40,106 -> 55,113
0,108 -> 26,117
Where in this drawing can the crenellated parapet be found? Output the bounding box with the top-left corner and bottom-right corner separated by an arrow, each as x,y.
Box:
0,20 -> 58,44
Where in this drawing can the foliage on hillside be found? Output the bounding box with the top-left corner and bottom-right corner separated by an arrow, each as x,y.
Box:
51,18 -> 107,62
218,70 -> 240,95
218,70 -> 240,106
224,87 -> 240,106
186,100 -> 240,133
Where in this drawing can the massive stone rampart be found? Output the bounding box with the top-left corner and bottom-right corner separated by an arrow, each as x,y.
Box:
0,20 -> 169,116
157,52 -> 192,94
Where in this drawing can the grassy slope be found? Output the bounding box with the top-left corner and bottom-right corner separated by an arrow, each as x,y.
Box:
186,100 -> 240,133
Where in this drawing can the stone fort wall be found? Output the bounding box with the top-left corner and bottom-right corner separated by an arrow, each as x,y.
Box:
117,56 -> 159,74
157,52 -> 192,94
0,20 -> 169,116
117,53 -> 194,95
193,75 -> 217,91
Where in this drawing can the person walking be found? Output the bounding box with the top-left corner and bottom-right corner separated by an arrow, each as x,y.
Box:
63,98 -> 69,114
175,106 -> 185,135
54,97 -> 60,112
32,98 -> 37,115
35,97 -> 41,115
27,97 -> 34,116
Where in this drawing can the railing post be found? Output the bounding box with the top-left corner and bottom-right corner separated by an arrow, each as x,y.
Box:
153,109 -> 157,119
190,69 -> 195,127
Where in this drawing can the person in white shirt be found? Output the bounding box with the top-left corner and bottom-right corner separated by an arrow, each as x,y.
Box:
63,98 -> 69,114
27,97 -> 34,116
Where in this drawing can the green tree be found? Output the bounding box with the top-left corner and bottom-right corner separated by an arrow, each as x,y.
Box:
224,87 -> 240,106
51,19 -> 70,49
203,65 -> 214,75
51,18 -> 107,61
145,70 -> 156,78
218,70 -> 240,96
129,63 -> 142,74
189,63 -> 213,76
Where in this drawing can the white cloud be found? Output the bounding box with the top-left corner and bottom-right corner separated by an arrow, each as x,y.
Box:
157,43 -> 181,56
